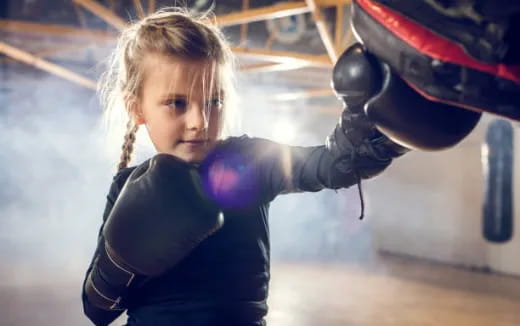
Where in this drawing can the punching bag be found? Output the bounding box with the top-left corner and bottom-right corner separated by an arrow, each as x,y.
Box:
482,119 -> 514,243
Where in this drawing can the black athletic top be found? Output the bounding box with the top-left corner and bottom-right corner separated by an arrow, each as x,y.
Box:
82,135 -> 375,326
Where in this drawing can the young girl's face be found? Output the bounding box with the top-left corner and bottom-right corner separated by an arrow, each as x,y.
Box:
135,54 -> 223,163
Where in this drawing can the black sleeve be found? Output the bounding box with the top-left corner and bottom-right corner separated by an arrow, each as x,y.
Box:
225,136 -> 368,203
81,168 -> 134,326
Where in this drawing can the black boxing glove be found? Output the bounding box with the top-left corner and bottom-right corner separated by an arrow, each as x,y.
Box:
327,44 -> 409,219
328,43 -> 408,179
104,153 -> 223,276
85,154 -> 223,310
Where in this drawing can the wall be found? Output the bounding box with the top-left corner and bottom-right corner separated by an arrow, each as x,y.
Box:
367,117 -> 519,276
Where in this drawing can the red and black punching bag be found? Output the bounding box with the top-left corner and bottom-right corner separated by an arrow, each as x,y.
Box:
348,0 -> 520,150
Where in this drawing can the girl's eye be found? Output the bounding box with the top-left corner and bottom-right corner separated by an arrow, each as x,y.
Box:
165,98 -> 187,110
208,98 -> 223,110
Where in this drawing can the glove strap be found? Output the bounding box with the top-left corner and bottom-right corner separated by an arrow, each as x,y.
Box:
84,241 -> 137,311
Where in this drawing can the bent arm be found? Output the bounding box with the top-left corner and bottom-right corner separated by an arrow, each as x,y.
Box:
82,170 -> 135,326
82,200 -> 124,325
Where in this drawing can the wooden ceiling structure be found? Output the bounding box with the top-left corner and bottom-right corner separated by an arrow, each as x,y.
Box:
0,0 -> 354,102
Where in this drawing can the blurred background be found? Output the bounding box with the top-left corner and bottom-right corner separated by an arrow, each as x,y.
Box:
1,0 -> 519,325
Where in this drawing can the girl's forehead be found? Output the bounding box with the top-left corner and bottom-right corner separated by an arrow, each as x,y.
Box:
142,53 -> 221,91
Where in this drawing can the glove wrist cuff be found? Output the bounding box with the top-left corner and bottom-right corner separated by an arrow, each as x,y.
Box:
84,241 -> 139,311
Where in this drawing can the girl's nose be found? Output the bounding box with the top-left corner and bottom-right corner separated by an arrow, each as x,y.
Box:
185,104 -> 206,131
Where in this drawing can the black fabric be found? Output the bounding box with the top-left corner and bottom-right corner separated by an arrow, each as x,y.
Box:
82,135 -> 393,326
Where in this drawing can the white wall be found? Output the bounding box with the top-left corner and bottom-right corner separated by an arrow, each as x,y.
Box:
367,117 -> 519,276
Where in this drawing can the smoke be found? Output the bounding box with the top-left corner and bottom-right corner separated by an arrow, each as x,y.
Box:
0,69 -> 113,286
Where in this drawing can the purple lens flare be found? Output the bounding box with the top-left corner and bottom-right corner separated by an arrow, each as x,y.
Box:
199,145 -> 260,210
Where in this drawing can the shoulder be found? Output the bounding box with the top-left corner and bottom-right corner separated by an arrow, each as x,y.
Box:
219,134 -> 277,150
219,134 -> 250,145
112,166 -> 137,189
107,159 -> 149,200
213,135 -> 287,166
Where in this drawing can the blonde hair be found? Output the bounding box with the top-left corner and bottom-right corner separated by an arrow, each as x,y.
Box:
99,7 -> 237,171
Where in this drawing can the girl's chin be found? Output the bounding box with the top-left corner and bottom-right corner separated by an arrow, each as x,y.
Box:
168,149 -> 208,163
158,141 -> 216,162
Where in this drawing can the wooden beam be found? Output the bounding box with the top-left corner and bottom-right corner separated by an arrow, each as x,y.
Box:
342,24 -> 354,49
0,20 -> 117,41
33,43 -> 92,59
240,62 -> 309,73
316,0 -> 352,6
334,4 -> 344,51
0,22 -> 331,68
240,0 -> 250,46
73,4 -> 88,29
73,0 -> 127,30
217,2 -> 311,27
231,47 -> 332,67
34,40 -> 114,60
148,0 -> 155,14
0,41 -> 97,89
305,0 -> 338,63
72,3 -> 92,62
264,32 -> 276,50
273,88 -> 335,101
133,0 -> 145,19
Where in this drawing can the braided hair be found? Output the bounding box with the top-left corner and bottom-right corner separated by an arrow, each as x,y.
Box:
118,120 -> 140,170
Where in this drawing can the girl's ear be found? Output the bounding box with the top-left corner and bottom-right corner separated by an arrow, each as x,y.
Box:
127,96 -> 145,125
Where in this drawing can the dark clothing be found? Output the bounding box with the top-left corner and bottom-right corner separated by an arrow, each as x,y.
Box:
82,135 -> 370,326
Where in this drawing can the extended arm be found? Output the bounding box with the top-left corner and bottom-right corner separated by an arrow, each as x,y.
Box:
200,45 -> 407,211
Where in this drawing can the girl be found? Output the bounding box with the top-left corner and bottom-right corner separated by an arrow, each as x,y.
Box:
82,7 -> 406,326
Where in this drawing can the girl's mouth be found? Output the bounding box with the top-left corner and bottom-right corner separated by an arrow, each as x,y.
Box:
180,139 -> 208,146
181,139 -> 205,143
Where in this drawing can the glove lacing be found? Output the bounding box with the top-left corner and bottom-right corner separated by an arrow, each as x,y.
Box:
329,145 -> 366,220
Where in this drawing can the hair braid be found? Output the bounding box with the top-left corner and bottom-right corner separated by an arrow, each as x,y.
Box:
118,120 -> 139,171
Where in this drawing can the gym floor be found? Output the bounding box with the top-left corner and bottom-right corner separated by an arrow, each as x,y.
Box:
267,256 -> 520,326
1,255 -> 519,326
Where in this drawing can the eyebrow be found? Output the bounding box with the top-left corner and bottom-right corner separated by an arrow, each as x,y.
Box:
159,91 -> 224,100
159,93 -> 186,100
